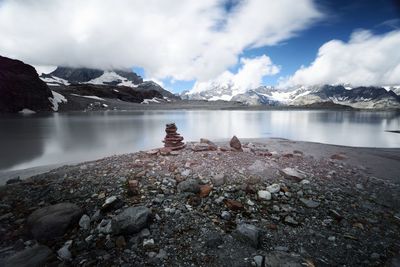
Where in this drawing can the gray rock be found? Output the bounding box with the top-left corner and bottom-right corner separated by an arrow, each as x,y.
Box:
264,251 -> 302,267
57,240 -> 73,261
266,184 -> 281,194
97,219 -> 113,234
177,179 -> 200,193
27,203 -> 82,241
254,255 -> 264,267
280,168 -> 306,182
6,176 -> 21,185
79,214 -> 90,230
236,223 -> 260,248
156,249 -> 168,260
299,198 -> 320,208
205,233 -> 223,248
221,211 -> 231,220
112,206 -> 151,234
284,216 -> 299,226
211,173 -> 226,186
258,190 -> 272,200
2,245 -> 52,267
248,160 -> 266,175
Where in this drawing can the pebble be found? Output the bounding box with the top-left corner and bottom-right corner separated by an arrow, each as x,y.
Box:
266,183 -> 281,193
258,190 -> 272,200
79,214 -> 91,230
221,211 -> 232,220
57,240 -> 73,261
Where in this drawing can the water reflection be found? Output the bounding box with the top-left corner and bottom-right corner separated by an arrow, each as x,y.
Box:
0,110 -> 399,171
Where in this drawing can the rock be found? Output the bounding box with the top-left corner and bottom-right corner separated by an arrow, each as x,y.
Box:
211,173 -> 226,186
223,199 -> 244,211
229,135 -> 242,151
181,169 -> 191,177
254,255 -> 264,267
370,252 -> 380,260
2,245 -> 52,267
156,249 -> 168,260
27,203 -> 82,241
328,236 -> 336,241
101,196 -> 124,212
57,240 -> 73,261
128,179 -> 140,196
264,251 -> 303,267
300,179 -> 310,185
205,234 -> 224,248
199,184 -> 212,197
266,184 -> 280,194
143,238 -> 155,248
79,214 -> 90,230
162,123 -> 185,150
115,236 -> 127,248
112,206 -> 151,234
200,138 -> 218,150
177,179 -> 200,193
6,177 -> 21,185
284,216 -> 299,226
299,198 -> 320,208
236,223 -> 260,248
192,143 -> 211,152
97,219 -> 113,234
258,190 -> 272,200
330,153 -> 347,160
280,168 -> 306,182
221,211 -> 232,220
248,160 -> 266,175
0,56 -> 53,113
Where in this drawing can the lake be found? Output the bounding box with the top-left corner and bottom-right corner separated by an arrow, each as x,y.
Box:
0,110 -> 399,171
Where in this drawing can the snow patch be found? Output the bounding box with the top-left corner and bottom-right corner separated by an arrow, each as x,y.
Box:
49,91 -> 67,111
71,94 -> 105,101
87,71 -> 138,87
141,97 -> 161,104
41,76 -> 70,85
19,108 -> 36,115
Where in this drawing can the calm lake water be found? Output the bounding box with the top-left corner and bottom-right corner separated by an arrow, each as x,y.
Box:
0,110 -> 399,171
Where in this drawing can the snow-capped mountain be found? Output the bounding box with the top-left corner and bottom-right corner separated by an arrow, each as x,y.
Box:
40,67 -> 180,100
182,84 -> 400,109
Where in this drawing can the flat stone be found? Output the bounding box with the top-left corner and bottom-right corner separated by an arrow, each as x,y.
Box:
299,198 -> 320,208
2,245 -> 52,267
258,190 -> 272,200
112,206 -> 151,234
211,173 -> 226,186
254,255 -> 264,267
266,184 -> 281,194
264,251 -> 302,267
27,203 -> 82,241
223,199 -> 244,211
177,179 -> 200,193
280,168 -> 306,182
284,216 -> 299,226
236,223 -> 260,248
97,219 -> 113,234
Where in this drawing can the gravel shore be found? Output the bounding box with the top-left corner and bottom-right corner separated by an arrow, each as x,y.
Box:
0,138 -> 399,266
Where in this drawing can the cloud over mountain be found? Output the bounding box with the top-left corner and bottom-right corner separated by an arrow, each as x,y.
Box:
282,30 -> 400,87
0,0 -> 321,81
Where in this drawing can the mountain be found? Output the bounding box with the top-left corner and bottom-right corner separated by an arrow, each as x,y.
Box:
0,55 -> 54,113
40,67 -> 179,100
183,84 -> 400,109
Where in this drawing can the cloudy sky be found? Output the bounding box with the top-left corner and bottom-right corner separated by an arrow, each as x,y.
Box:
0,0 -> 400,92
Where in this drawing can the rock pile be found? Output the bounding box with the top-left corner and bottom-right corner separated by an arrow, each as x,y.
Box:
162,123 -> 185,150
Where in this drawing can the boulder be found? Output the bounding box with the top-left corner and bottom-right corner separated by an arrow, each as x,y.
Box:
229,136 -> 242,151
0,55 -> 53,113
112,206 -> 151,234
2,245 -> 52,267
27,203 -> 82,242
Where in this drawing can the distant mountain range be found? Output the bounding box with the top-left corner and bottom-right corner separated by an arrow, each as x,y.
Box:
182,84 -> 400,109
1,55 -> 400,113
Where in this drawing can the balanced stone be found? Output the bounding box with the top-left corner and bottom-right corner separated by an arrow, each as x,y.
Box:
163,123 -> 185,150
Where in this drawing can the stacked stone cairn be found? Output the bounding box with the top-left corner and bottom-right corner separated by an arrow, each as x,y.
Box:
163,123 -> 185,150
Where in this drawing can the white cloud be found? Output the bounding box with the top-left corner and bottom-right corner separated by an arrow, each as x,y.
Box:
0,0 -> 321,81
191,55 -> 279,93
281,30 -> 400,87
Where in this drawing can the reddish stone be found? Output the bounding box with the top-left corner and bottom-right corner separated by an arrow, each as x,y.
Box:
128,179 -> 139,196
330,154 -> 346,160
223,199 -> 244,211
199,185 -> 212,197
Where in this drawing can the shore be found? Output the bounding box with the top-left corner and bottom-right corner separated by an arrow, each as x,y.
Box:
0,138 -> 399,266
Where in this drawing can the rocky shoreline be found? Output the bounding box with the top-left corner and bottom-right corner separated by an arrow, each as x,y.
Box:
0,137 -> 399,266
